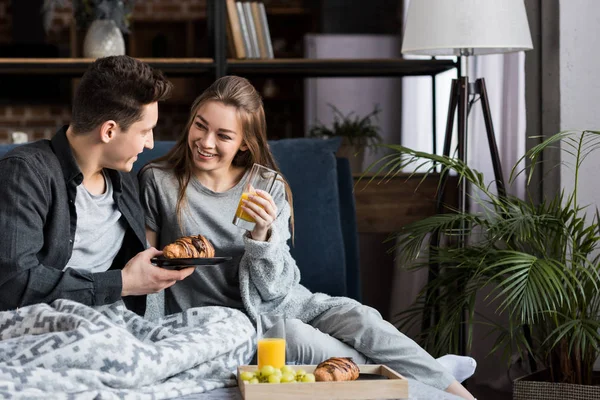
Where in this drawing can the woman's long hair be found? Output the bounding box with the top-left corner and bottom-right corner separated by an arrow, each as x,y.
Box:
145,75 -> 294,237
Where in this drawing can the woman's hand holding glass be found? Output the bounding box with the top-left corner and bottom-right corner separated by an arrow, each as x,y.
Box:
233,163 -> 279,238
241,189 -> 278,241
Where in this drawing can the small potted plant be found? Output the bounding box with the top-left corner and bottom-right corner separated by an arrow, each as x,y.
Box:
365,130 -> 600,399
43,0 -> 135,58
309,104 -> 383,173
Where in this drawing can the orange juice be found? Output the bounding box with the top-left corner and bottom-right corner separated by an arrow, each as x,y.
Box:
257,338 -> 286,369
235,192 -> 265,223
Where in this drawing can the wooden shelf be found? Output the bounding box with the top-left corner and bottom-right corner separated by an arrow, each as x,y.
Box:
0,58 -> 214,76
227,58 -> 457,77
0,58 -> 456,78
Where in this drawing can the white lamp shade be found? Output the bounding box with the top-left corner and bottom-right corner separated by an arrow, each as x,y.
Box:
402,0 -> 533,56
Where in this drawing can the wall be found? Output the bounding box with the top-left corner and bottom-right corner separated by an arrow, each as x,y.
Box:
559,0 -> 600,206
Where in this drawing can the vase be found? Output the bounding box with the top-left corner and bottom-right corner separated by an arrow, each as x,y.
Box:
336,138 -> 365,174
83,20 -> 125,59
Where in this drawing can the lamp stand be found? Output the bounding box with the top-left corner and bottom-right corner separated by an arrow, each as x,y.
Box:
423,75 -> 507,356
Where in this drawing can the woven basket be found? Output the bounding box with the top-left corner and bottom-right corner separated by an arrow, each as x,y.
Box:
513,370 -> 600,400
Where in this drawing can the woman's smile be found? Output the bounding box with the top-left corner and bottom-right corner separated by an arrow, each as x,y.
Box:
197,147 -> 218,160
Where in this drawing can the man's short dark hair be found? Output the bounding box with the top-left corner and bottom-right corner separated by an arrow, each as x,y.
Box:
71,55 -> 173,134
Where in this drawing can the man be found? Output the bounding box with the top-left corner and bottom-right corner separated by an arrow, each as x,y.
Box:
0,55 -> 194,314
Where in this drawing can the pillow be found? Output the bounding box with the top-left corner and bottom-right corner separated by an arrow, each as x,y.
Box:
269,137 -> 347,297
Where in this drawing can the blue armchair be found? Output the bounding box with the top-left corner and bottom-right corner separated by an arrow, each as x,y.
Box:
0,137 -> 361,302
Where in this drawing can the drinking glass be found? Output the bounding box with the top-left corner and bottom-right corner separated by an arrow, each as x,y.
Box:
233,163 -> 279,231
257,314 -> 286,369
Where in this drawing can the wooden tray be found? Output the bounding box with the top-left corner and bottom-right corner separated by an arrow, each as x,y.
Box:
237,364 -> 408,400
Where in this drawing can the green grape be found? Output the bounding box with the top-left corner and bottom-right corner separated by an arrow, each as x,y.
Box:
249,378 -> 259,384
281,365 -> 295,375
295,368 -> 307,377
301,373 -> 316,383
272,368 -> 282,377
240,371 -> 255,381
260,365 -> 276,377
268,374 -> 281,384
280,372 -> 296,383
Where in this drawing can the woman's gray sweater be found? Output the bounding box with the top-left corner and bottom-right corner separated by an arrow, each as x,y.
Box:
139,163 -> 358,323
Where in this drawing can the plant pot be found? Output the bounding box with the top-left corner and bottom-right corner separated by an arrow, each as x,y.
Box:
83,20 -> 125,59
336,140 -> 365,174
513,370 -> 600,400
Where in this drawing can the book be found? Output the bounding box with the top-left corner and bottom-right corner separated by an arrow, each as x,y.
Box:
257,2 -> 274,59
250,2 -> 268,59
226,0 -> 246,58
242,2 -> 261,58
235,1 -> 253,58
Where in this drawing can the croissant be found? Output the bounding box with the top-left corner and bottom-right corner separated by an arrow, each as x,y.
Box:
162,235 -> 215,258
313,357 -> 360,382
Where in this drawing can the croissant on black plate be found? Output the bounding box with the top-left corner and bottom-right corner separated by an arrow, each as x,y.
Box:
162,235 -> 215,258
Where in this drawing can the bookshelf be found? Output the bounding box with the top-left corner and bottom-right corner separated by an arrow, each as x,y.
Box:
0,0 -> 458,139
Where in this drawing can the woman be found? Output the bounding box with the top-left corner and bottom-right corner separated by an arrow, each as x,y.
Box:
139,76 -> 475,399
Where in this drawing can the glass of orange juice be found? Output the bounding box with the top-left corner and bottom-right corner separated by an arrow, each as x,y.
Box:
233,163 -> 279,231
257,314 -> 286,369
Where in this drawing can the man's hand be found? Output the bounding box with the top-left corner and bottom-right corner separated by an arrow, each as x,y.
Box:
120,247 -> 195,296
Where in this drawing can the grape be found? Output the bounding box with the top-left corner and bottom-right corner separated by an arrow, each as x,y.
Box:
240,371 -> 255,381
281,365 -> 295,375
280,372 -> 296,383
243,366 -> 317,384
260,365 -> 276,377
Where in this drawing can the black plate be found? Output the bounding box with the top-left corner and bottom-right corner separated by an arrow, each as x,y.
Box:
151,257 -> 232,270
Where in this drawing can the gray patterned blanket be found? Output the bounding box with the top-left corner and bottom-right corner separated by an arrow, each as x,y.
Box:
0,299 -> 255,399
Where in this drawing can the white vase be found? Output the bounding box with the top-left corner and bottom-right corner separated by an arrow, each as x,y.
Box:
83,20 -> 125,59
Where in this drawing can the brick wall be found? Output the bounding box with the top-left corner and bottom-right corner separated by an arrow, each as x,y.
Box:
0,106 -> 71,143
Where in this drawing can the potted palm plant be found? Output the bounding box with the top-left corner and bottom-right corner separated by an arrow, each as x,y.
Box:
364,130 -> 600,399
309,104 -> 383,173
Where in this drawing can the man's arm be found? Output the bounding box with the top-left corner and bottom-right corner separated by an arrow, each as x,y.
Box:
0,157 -> 123,310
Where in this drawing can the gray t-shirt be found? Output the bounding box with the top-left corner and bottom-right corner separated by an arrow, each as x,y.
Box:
65,170 -> 126,273
139,163 -> 286,313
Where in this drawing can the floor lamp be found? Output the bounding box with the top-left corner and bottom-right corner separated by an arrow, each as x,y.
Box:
401,0 -> 533,355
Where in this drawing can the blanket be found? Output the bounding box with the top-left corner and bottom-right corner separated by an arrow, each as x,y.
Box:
0,299 -> 255,399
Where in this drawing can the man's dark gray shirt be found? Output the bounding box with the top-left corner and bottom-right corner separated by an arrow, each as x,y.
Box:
0,126 -> 147,314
